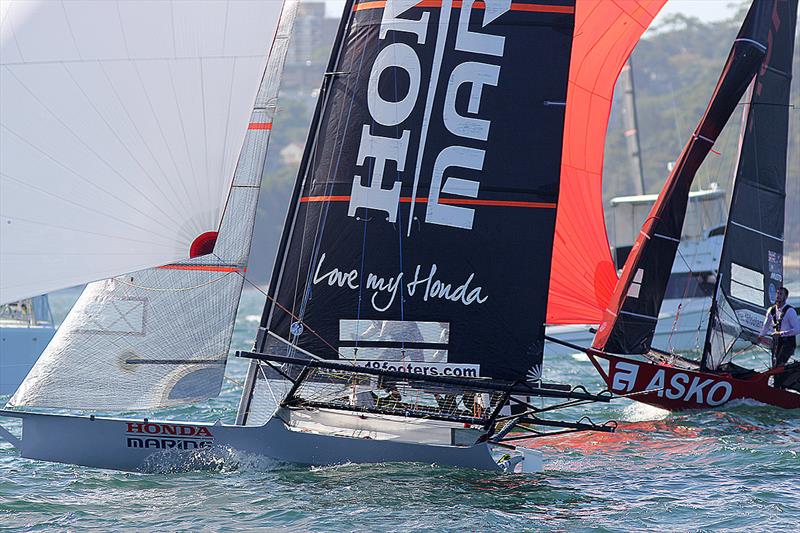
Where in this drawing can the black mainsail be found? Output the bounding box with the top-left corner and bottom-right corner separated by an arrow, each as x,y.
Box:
702,0 -> 797,370
238,0 -> 585,423
592,0 -> 776,356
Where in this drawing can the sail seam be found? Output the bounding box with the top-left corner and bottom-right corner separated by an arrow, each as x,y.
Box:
729,221 -> 783,241
619,310 -> 658,322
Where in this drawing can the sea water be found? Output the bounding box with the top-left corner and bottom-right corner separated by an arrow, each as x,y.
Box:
1,289 -> 799,531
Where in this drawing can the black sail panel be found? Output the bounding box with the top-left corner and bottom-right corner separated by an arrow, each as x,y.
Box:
258,0 -> 576,383
703,0 -> 797,370
593,0 -> 774,355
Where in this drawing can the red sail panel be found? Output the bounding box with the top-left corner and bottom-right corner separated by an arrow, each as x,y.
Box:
546,0 -> 666,325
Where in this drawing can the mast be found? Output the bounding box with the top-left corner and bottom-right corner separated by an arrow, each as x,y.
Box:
238,0 -> 582,425
621,57 -> 647,195
237,0 -> 359,424
592,0 -> 775,355
701,0 -> 797,370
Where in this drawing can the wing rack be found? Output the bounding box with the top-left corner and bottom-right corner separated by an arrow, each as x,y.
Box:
238,350 -> 617,440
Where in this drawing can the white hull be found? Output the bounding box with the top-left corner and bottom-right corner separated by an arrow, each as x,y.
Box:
0,325 -> 54,395
0,408 -> 541,473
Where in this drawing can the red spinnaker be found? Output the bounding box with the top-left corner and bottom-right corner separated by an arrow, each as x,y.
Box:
547,0 -> 666,325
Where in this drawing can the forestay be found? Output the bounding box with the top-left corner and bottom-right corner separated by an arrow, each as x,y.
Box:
703,0 -> 797,370
592,0 -> 775,355
240,0 -> 579,424
0,0 -> 282,303
8,0 -> 298,411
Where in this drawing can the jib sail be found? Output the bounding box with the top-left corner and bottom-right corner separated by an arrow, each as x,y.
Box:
702,0 -> 797,370
592,0 -> 775,355
241,0 -> 579,424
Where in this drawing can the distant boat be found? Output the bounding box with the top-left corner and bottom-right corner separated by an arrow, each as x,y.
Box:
586,0 -> 799,410
547,186 -> 728,357
0,296 -> 55,395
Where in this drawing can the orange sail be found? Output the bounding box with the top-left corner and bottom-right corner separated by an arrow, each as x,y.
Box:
547,0 -> 666,325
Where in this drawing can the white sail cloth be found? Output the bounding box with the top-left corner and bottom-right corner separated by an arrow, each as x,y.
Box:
0,0 -> 282,304
8,0 -> 297,410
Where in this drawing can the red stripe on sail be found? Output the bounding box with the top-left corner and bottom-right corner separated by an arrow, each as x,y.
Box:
300,196 -> 556,209
248,122 -> 273,130
354,1 -> 575,14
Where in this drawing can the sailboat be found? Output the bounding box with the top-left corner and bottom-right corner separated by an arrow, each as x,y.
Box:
0,296 -> 55,395
0,0 -> 674,472
582,0 -> 800,410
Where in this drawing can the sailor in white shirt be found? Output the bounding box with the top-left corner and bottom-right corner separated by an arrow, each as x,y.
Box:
759,287 -> 799,385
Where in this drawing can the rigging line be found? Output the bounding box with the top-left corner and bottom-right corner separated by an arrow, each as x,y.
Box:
288,87 -> 354,321
270,18 -> 347,347
0,171 -> 184,246
287,22 -> 361,327
295,12 -> 371,328
354,175 -> 371,364
257,365 -> 283,415
60,63 -> 194,223
668,80 -> 684,154
391,26 -> 407,357
235,270 -> 348,359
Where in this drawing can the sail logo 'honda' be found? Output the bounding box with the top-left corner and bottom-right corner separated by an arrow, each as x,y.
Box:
349,0 -> 507,233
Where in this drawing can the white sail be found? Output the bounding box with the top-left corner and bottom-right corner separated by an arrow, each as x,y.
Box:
0,0 -> 283,304
8,0 -> 298,411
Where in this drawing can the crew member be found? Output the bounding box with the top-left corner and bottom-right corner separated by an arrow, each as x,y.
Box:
759,287 -> 799,385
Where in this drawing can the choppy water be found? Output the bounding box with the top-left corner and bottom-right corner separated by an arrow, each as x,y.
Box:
2,289 -> 799,531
